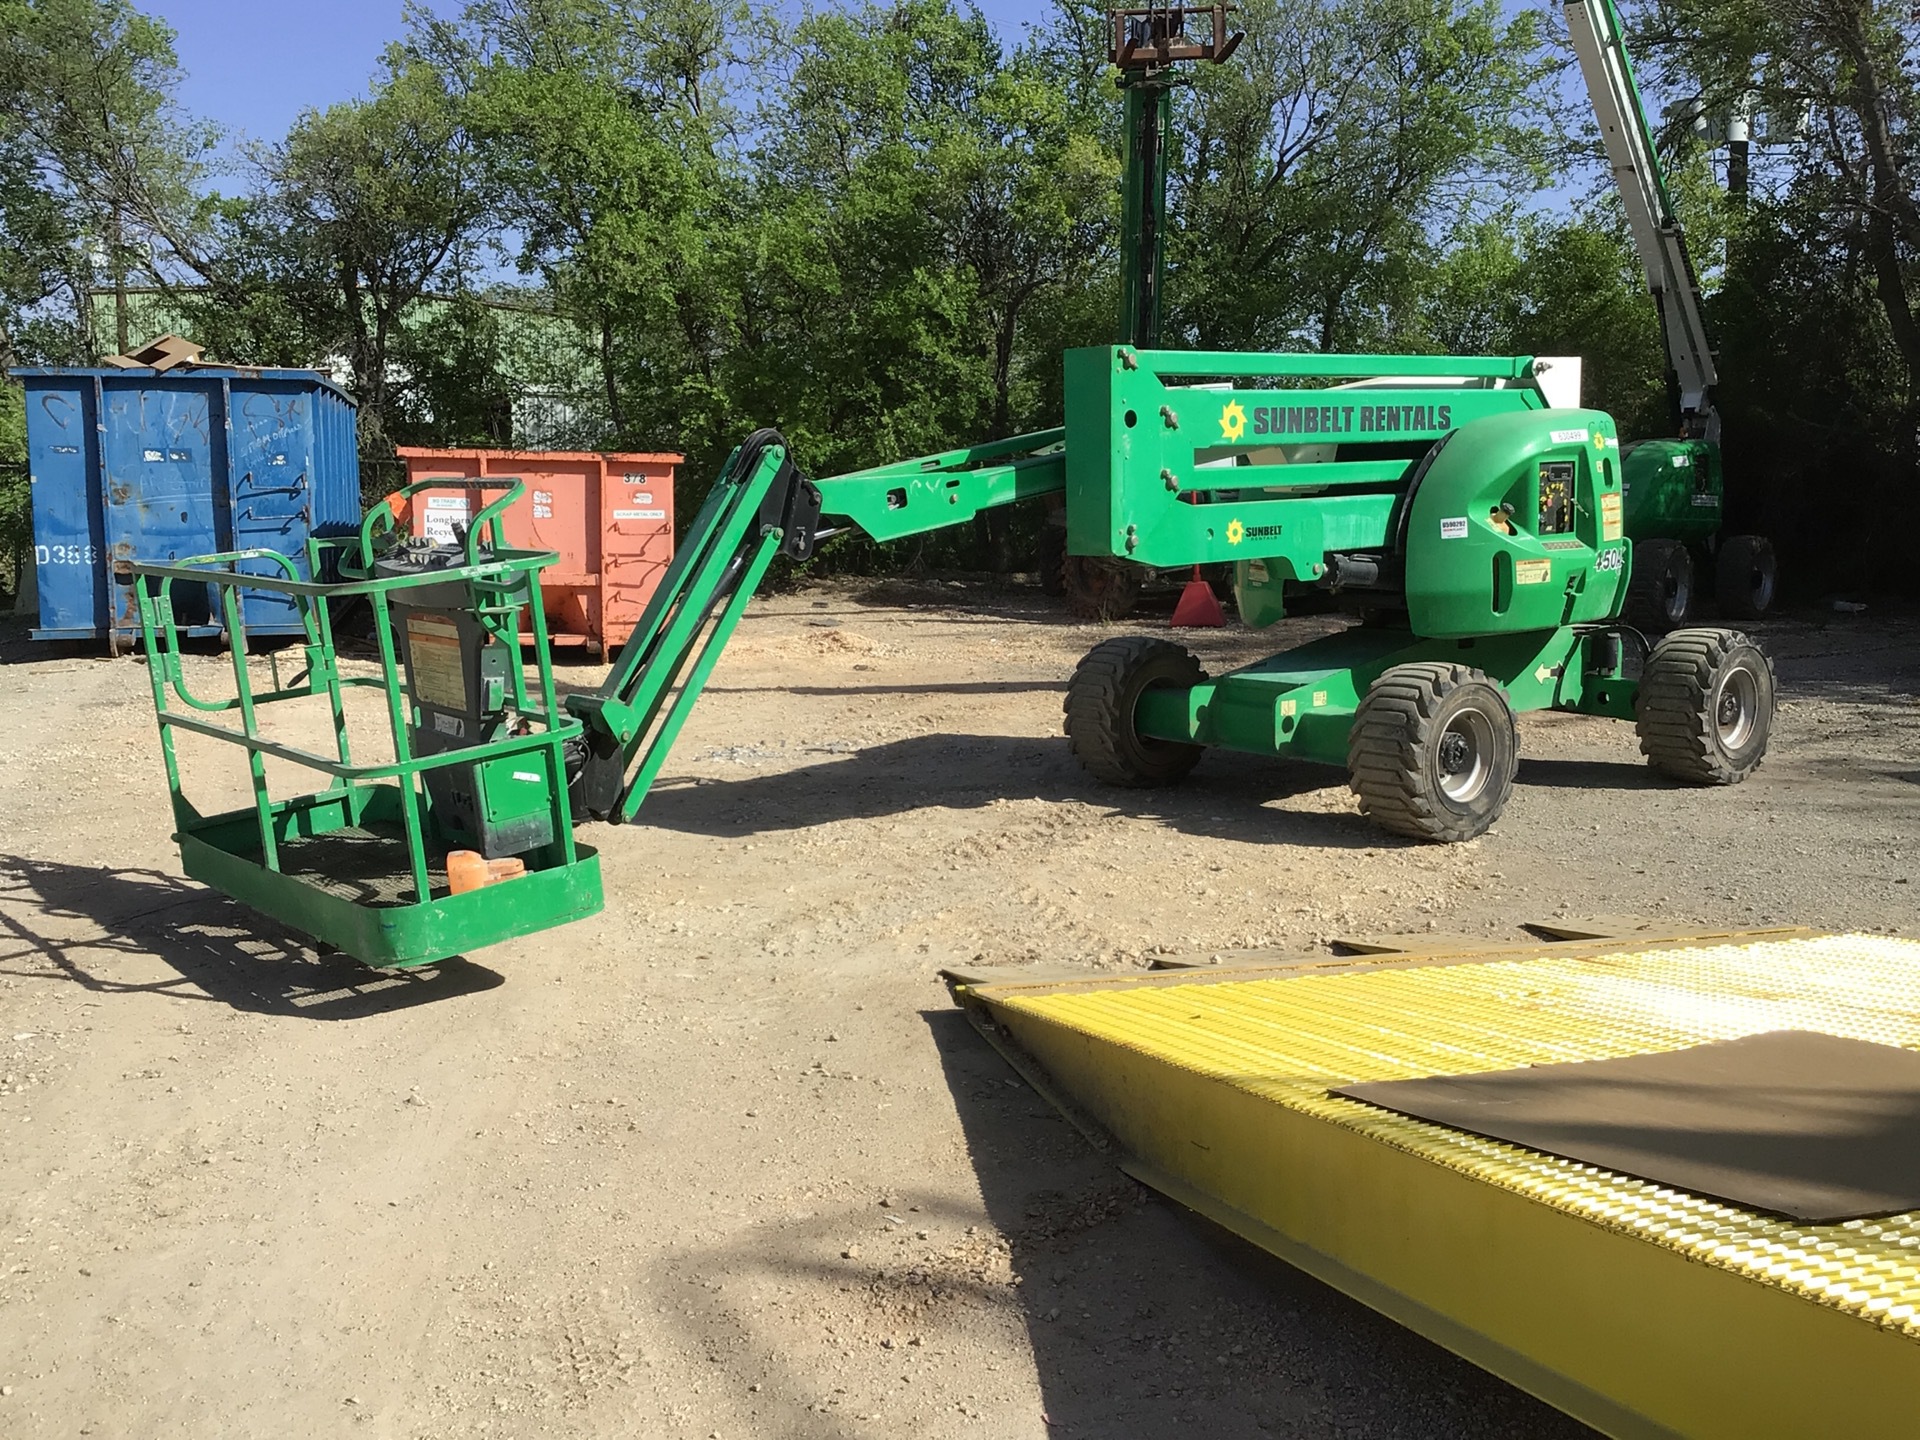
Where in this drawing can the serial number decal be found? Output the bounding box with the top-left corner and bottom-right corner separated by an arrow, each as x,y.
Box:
35,543 -> 99,566
1440,517 -> 1469,539
1549,428 -> 1589,444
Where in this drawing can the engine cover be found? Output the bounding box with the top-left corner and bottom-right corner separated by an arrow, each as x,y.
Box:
1405,408 -> 1628,638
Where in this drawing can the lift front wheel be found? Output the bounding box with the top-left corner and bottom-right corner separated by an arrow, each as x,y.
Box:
1636,628 -> 1774,784
1348,664 -> 1518,843
1065,636 -> 1205,786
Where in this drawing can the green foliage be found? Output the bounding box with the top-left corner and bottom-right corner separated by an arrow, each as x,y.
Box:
4,0 -> 1915,595
1427,212 -> 1667,436
1165,0 -> 1554,352
0,0 -> 217,355
1633,0 -> 1920,587
0,379 -> 26,600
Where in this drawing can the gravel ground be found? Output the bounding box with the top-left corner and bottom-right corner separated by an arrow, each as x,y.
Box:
0,579 -> 1915,1439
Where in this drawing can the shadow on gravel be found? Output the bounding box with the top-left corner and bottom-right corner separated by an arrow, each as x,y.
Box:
922,1007 -> 1597,1439
1518,756 -> 1661,791
0,853 -> 501,1018
627,732 -> 1387,851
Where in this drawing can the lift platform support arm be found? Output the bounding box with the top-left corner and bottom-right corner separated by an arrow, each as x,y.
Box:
567,428 -> 1065,824
1563,0 -> 1720,440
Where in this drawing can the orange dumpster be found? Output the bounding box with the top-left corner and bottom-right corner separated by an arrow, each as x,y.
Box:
392,447 -> 680,656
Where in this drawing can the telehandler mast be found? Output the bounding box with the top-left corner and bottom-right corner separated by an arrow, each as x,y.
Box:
129,5 -> 1775,968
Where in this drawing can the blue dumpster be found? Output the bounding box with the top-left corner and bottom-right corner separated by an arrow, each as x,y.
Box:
13,366 -> 360,644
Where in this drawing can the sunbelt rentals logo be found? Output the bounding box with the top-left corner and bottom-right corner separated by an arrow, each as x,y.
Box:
1218,400 -> 1247,442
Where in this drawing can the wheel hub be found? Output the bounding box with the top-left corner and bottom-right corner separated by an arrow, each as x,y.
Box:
1716,668 -> 1758,749
1437,711 -> 1494,803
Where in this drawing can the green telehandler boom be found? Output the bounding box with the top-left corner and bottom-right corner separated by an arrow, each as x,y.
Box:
128,5 -> 1776,969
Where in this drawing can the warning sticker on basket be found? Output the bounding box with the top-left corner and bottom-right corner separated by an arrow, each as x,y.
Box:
1550,428 -> 1589,444
613,508 -> 666,521
1515,559 -> 1552,585
407,615 -> 468,709
1440,516 -> 1469,539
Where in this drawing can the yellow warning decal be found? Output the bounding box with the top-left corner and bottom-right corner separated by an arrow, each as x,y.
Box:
1515,558 -> 1552,586
1600,491 -> 1623,540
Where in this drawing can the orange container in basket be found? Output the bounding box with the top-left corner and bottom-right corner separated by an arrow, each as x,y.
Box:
392,448 -> 681,656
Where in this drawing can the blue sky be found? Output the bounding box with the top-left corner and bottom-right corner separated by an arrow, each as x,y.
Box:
149,0 -> 1043,154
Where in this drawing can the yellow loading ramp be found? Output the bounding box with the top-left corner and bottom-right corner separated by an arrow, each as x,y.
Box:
945,927 -> 1920,1440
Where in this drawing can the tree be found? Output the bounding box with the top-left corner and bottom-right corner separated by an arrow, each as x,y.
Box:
405,0 -> 753,457
1635,0 -> 1920,587
1159,0 -> 1555,353
240,57 -> 495,450
0,0 -> 217,356
1426,212 -> 1667,437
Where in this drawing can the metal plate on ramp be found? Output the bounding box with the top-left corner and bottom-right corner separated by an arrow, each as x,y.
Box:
1338,1029 -> 1920,1223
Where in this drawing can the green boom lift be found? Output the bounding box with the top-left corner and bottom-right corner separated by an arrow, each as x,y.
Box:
1562,0 -> 1777,628
131,5 -> 1775,968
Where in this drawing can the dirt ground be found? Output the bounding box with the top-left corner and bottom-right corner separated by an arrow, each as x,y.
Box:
2,578 -> 1918,1440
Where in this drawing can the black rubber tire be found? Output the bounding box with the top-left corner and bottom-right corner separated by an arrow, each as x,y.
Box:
1035,522 -> 1068,596
1347,663 -> 1518,843
1635,628 -> 1775,784
1715,534 -> 1777,620
1064,636 -> 1205,786
1623,538 -> 1694,632
1063,554 -> 1144,621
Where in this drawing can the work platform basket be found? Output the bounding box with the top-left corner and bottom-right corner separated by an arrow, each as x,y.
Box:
130,481 -> 603,968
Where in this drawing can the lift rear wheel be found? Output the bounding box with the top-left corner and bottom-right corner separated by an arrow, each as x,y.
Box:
1623,538 -> 1694,631
1065,636 -> 1205,786
1715,534 -> 1777,620
1036,522 -> 1068,597
1348,664 -> 1518,843
1063,554 -> 1144,620
1636,628 -> 1774,784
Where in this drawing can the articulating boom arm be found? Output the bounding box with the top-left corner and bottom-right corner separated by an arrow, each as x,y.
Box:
566,428 -> 1065,825
1563,0 -> 1719,440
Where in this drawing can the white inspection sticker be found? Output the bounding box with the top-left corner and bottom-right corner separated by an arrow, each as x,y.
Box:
512,771 -> 541,783
629,492 -> 653,504
613,508 -> 666,521
423,495 -> 469,545
433,712 -> 466,736
1440,516 -> 1469,539
1550,428 -> 1590,444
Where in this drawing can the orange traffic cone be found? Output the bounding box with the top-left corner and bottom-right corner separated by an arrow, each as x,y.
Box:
1170,566 -> 1225,628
